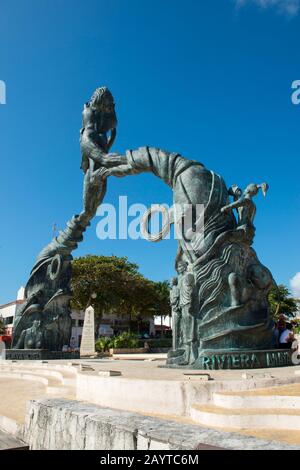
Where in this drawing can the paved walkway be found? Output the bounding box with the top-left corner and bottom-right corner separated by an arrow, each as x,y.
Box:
0,378 -> 47,425
0,374 -> 75,425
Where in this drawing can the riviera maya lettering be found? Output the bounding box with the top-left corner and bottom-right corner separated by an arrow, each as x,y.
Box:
11,87 -> 283,369
200,350 -> 292,370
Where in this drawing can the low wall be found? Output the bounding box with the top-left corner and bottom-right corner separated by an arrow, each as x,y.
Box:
109,348 -> 147,355
77,374 -> 190,415
23,398 -> 298,450
6,350 -> 80,360
76,372 -> 300,417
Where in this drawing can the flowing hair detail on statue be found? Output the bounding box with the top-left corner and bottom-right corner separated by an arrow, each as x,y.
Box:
90,87 -> 113,107
196,244 -> 232,319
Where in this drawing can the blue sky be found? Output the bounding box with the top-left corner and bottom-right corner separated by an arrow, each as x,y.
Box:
0,0 -> 299,303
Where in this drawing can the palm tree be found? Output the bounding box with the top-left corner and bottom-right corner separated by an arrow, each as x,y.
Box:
268,284 -> 298,320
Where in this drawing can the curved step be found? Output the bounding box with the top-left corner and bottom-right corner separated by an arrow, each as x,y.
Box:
190,404 -> 300,430
0,371 -> 49,386
0,364 -> 76,386
17,362 -> 78,377
213,392 -> 300,410
0,371 -> 75,400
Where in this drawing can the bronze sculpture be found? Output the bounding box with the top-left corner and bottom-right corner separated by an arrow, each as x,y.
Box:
12,87 -> 289,369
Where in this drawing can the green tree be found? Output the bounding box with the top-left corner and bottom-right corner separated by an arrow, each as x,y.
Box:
268,284 -> 299,319
123,279 -> 171,333
71,255 -> 170,333
72,255 -> 139,331
115,275 -> 158,331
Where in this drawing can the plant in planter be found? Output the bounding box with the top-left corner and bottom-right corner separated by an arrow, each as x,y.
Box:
95,336 -> 113,352
111,331 -> 138,349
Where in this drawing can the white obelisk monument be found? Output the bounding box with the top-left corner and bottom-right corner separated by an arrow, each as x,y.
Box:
80,305 -> 96,357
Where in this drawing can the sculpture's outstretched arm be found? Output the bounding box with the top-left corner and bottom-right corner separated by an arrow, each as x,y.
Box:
103,147 -> 174,180
103,149 -> 153,177
100,147 -> 201,187
106,163 -> 139,177
221,198 -> 247,213
88,149 -> 128,168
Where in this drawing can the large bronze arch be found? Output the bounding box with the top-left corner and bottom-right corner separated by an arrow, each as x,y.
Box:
12,87 -> 287,369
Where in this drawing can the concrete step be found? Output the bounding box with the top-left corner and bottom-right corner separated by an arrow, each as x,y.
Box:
213,391 -> 300,410
0,363 -> 76,387
0,370 -> 64,389
190,403 -> 300,430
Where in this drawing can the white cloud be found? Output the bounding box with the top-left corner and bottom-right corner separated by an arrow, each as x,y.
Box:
290,272 -> 300,298
235,0 -> 300,17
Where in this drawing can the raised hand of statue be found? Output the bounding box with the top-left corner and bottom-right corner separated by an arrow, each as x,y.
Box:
220,204 -> 232,214
90,166 -> 109,183
82,164 -> 109,220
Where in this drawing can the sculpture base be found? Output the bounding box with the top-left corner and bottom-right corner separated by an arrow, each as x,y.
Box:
5,349 -> 80,361
165,349 -> 294,370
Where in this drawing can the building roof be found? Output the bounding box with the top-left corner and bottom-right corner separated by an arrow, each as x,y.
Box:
0,299 -> 25,310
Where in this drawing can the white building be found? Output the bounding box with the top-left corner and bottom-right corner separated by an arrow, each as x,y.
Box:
154,315 -> 172,334
70,309 -> 85,348
0,287 -> 25,337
